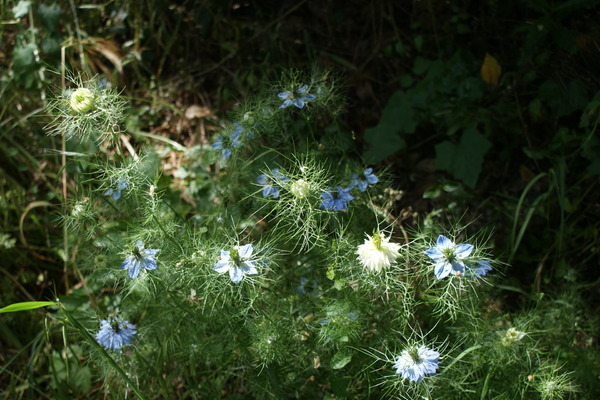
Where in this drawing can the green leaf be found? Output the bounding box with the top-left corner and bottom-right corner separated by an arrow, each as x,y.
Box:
331,349 -> 352,369
435,127 -> 492,188
39,2 -> 62,32
0,301 -> 56,313
363,90 -> 417,162
12,43 -> 36,69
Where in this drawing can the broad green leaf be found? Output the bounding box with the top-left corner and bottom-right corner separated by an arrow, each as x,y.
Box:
0,301 -> 56,313
39,2 -> 62,32
435,127 -> 491,188
363,90 -> 416,162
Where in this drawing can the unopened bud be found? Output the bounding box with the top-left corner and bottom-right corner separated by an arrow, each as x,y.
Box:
70,88 -> 95,113
290,179 -> 311,198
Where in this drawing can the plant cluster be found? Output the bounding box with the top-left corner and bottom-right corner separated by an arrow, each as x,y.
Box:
37,70 -> 585,399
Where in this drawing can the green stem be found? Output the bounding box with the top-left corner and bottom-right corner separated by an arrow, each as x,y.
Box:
59,303 -> 148,400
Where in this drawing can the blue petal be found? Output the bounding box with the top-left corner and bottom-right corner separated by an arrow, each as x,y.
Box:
454,243 -> 474,258
128,260 -> 142,279
141,258 -> 158,271
424,247 -> 444,261
294,99 -> 305,109
229,267 -> 244,284
436,235 -> 453,249
298,85 -> 309,94
222,148 -> 232,159
214,259 -> 231,273
112,190 -> 121,200
357,180 -> 367,192
103,188 -> 113,197
278,91 -> 291,99
434,261 -> 452,279
262,185 -> 274,197
257,174 -> 268,185
238,244 -> 253,259
302,94 -> 316,101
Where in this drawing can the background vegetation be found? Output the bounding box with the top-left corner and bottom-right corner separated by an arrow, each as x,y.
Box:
1,0 -> 599,398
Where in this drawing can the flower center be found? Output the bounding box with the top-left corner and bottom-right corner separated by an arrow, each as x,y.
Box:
408,348 -> 421,363
110,320 -> 122,333
372,233 -> 382,251
230,248 -> 242,265
442,247 -> 456,261
133,246 -> 144,260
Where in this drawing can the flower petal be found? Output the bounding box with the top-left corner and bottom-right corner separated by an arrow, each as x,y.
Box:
229,267 -> 244,284
454,243 -> 473,259
434,261 -> 452,279
238,244 -> 253,259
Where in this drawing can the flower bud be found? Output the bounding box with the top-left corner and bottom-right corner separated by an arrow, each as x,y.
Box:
70,88 -> 95,113
290,179 -> 311,198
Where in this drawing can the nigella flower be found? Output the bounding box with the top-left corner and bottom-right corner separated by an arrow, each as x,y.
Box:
469,258 -> 492,277
211,129 -> 242,159
393,345 -> 440,383
320,186 -> 354,211
424,235 -> 474,279
120,240 -> 160,279
257,168 -> 290,198
214,244 -> 258,284
350,168 -> 379,192
356,232 -> 402,272
278,84 -> 316,109
103,179 -> 129,200
95,318 -> 137,351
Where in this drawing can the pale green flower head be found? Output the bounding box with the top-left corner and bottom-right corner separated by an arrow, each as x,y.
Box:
70,88 -> 96,113
501,327 -> 526,346
290,178 -> 311,198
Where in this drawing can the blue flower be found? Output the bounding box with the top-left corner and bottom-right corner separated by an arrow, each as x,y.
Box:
393,345 -> 440,383
95,318 -> 137,351
257,168 -> 290,198
278,84 -> 316,109
424,235 -> 474,279
214,244 -> 258,284
103,179 -> 129,200
211,129 -> 242,159
468,258 -> 492,278
120,240 -> 160,279
320,186 -> 354,211
350,168 -> 379,191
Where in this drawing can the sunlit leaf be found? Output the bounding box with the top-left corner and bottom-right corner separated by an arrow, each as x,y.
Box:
0,301 -> 56,313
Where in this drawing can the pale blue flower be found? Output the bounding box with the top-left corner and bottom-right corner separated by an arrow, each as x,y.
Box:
320,186 -> 354,211
424,235 -> 473,279
120,240 -> 160,279
214,244 -> 258,284
256,168 -> 290,198
278,84 -> 316,109
350,168 -> 379,191
394,345 -> 440,383
469,258 -> 492,278
95,318 -> 137,351
103,179 -> 128,200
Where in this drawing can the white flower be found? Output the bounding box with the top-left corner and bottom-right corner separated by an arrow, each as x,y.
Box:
69,88 -> 95,113
356,232 -> 401,272
214,244 -> 258,284
393,345 -> 440,383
